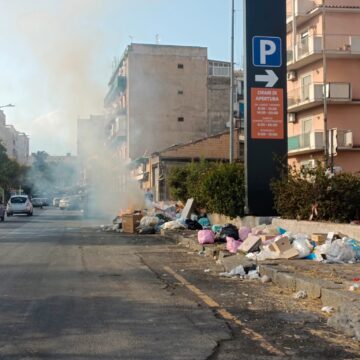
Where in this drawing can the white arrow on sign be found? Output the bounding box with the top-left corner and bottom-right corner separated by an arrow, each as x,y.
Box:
255,69 -> 279,88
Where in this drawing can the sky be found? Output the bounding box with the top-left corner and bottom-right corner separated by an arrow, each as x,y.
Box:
0,0 -> 244,155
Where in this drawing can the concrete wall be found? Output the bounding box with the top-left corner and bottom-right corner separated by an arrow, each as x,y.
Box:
272,218 -> 360,240
128,44 -> 208,160
207,77 -> 230,135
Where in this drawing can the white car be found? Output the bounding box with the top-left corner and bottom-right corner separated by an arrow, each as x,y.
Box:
7,195 -> 33,216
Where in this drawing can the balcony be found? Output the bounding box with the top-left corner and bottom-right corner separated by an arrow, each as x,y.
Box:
104,75 -> 127,107
287,35 -> 360,70
286,0 -> 322,31
288,82 -> 352,112
288,129 -> 354,155
288,131 -> 324,154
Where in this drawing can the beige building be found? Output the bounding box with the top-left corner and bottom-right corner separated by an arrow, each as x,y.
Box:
0,110 -> 29,165
104,43 -> 244,162
286,0 -> 360,172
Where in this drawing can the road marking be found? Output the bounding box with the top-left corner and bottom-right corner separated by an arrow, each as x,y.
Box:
164,266 -> 284,356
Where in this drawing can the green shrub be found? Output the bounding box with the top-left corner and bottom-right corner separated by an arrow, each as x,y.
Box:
271,164 -> 360,222
168,161 -> 245,218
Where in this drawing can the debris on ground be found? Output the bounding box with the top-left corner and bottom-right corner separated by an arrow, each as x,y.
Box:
321,306 -> 335,314
293,290 -> 308,300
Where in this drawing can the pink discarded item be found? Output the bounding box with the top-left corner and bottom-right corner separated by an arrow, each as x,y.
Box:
198,230 -> 215,245
226,236 -> 242,254
239,227 -> 251,241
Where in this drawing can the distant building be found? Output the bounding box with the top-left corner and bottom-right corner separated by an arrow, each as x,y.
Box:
0,110 -> 30,165
104,43 -> 244,162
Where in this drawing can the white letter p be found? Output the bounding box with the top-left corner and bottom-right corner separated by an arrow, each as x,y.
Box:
260,40 -> 276,65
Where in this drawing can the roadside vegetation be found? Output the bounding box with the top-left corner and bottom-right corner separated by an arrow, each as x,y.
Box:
169,160 -> 360,223
0,142 -> 28,197
168,161 -> 245,219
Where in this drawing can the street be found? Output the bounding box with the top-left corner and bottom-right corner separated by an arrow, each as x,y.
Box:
0,209 -> 359,360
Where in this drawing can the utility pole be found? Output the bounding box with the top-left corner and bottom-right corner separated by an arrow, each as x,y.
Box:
322,3 -> 329,169
229,0 -> 235,163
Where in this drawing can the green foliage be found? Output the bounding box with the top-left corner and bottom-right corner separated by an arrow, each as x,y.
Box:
0,142 -> 27,195
168,161 -> 245,218
271,164 -> 360,222
202,163 -> 245,219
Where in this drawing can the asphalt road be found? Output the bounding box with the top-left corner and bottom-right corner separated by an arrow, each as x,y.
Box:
0,209 -> 359,360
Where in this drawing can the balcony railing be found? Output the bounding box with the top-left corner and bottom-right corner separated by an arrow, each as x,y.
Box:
286,0 -> 322,19
288,130 -> 354,153
288,131 -> 324,152
288,82 -> 351,110
287,35 -> 360,65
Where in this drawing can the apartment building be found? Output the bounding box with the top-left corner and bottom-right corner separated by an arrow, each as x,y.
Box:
0,110 -> 30,165
286,0 -> 360,172
104,43 -> 244,162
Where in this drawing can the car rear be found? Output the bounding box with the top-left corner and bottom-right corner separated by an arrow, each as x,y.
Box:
7,196 -> 33,216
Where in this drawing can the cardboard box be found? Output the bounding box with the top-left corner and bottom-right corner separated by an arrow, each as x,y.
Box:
272,237 -> 299,259
122,214 -> 143,233
311,233 -> 327,244
239,235 -> 261,253
260,235 -> 276,243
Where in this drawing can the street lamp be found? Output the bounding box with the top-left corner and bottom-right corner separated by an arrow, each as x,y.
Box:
0,104 -> 15,109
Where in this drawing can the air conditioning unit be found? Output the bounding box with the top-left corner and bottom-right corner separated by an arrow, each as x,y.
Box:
288,113 -> 297,123
301,159 -> 316,169
287,71 -> 297,81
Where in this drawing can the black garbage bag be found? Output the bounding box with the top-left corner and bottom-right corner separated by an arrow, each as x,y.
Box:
137,226 -> 156,234
220,223 -> 239,240
185,219 -> 203,231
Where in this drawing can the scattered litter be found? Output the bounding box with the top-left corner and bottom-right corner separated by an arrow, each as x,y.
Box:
204,269 -> 211,273
220,265 -> 246,277
198,229 -> 215,245
246,270 -> 260,280
293,290 -> 307,300
321,306 -> 334,314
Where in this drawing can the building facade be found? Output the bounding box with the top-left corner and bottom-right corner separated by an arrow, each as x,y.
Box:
104,43 -> 245,162
286,0 -> 360,172
0,110 -> 30,165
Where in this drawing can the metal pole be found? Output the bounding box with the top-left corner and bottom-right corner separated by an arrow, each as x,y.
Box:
322,3 -> 329,168
230,0 -> 235,163
292,0 -> 296,63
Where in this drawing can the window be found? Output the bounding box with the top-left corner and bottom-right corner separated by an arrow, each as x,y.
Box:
178,90 -> 184,95
177,63 -> 184,69
178,117 -> 184,122
301,74 -> 312,101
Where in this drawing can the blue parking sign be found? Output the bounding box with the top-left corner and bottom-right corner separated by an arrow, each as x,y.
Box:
253,36 -> 282,67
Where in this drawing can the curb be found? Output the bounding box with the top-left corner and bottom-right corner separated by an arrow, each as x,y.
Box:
161,229 -> 360,340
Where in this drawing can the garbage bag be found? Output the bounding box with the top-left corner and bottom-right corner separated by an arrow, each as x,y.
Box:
346,238 -> 360,260
185,219 -> 203,231
212,224 -> 223,234
198,230 -> 215,245
140,216 -> 159,227
325,239 -> 356,263
198,217 -> 211,228
220,224 -> 239,240
292,234 -> 314,259
226,236 -> 242,254
238,226 -> 251,241
137,226 -> 156,234
162,220 -> 186,230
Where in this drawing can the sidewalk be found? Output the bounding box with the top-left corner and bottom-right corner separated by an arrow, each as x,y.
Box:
162,229 -> 360,340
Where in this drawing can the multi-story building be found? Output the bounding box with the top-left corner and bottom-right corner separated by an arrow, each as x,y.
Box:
104,43 -> 245,162
286,0 -> 360,172
0,110 -> 30,165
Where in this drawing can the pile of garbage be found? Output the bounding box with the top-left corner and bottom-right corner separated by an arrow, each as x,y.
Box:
196,223 -> 360,264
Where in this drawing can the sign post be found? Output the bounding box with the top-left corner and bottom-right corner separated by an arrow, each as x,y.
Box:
244,0 -> 288,216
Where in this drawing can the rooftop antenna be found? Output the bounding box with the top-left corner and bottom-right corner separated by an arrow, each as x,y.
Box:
156,34 -> 160,45
129,35 -> 133,43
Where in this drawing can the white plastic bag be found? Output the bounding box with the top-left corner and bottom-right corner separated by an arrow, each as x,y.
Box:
325,239 -> 356,263
292,234 -> 313,259
162,220 -> 186,230
140,216 -> 159,227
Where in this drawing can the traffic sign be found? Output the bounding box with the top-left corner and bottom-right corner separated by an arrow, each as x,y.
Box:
253,36 -> 282,67
244,0 -> 288,216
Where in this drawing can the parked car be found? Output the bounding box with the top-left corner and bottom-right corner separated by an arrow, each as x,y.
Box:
53,197 -> 61,207
59,196 -> 81,210
40,198 -> 50,206
7,195 -> 33,216
31,198 -> 44,208
0,200 -> 5,221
